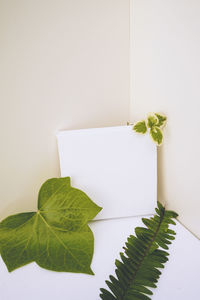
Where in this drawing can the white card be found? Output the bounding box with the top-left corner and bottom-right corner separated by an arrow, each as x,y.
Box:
57,125 -> 157,220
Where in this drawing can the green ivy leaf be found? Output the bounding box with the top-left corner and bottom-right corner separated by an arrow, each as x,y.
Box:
150,126 -> 163,146
155,113 -> 167,128
133,120 -> 147,134
147,115 -> 158,128
0,177 -> 102,274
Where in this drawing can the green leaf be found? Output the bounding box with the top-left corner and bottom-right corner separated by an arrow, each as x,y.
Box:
155,113 -> 167,128
0,177 -> 102,274
147,115 -> 158,128
133,112 -> 167,146
133,121 -> 147,134
100,202 -> 178,300
150,127 -> 163,146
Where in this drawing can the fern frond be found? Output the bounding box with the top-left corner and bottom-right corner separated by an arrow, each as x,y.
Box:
100,202 -> 178,300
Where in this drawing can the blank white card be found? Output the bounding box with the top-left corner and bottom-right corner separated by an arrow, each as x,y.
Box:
57,125 -> 157,219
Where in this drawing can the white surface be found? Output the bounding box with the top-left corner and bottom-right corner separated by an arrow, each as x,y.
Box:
57,125 -> 157,219
0,217 -> 199,300
0,0 -> 130,219
130,0 -> 200,238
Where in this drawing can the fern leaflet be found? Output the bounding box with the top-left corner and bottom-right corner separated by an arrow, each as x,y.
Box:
100,202 -> 178,300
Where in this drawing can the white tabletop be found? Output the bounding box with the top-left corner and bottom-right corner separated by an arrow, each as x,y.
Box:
0,216 -> 199,299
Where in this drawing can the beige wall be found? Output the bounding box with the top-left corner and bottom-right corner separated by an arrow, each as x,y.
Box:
0,0 -> 130,218
1,0 -> 199,240
131,0 -> 200,238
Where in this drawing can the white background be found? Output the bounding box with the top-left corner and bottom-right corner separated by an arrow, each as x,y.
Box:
0,2 -> 200,297
0,0 -> 200,239
0,0 -> 130,218
130,0 -> 200,238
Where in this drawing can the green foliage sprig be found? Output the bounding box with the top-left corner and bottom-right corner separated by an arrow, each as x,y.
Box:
100,202 -> 178,300
133,113 -> 167,146
0,177 -> 102,274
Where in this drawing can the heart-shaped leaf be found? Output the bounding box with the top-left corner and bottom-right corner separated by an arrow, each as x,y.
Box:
150,126 -> 163,146
133,120 -> 147,134
0,177 -> 102,274
155,113 -> 167,128
147,115 -> 158,128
